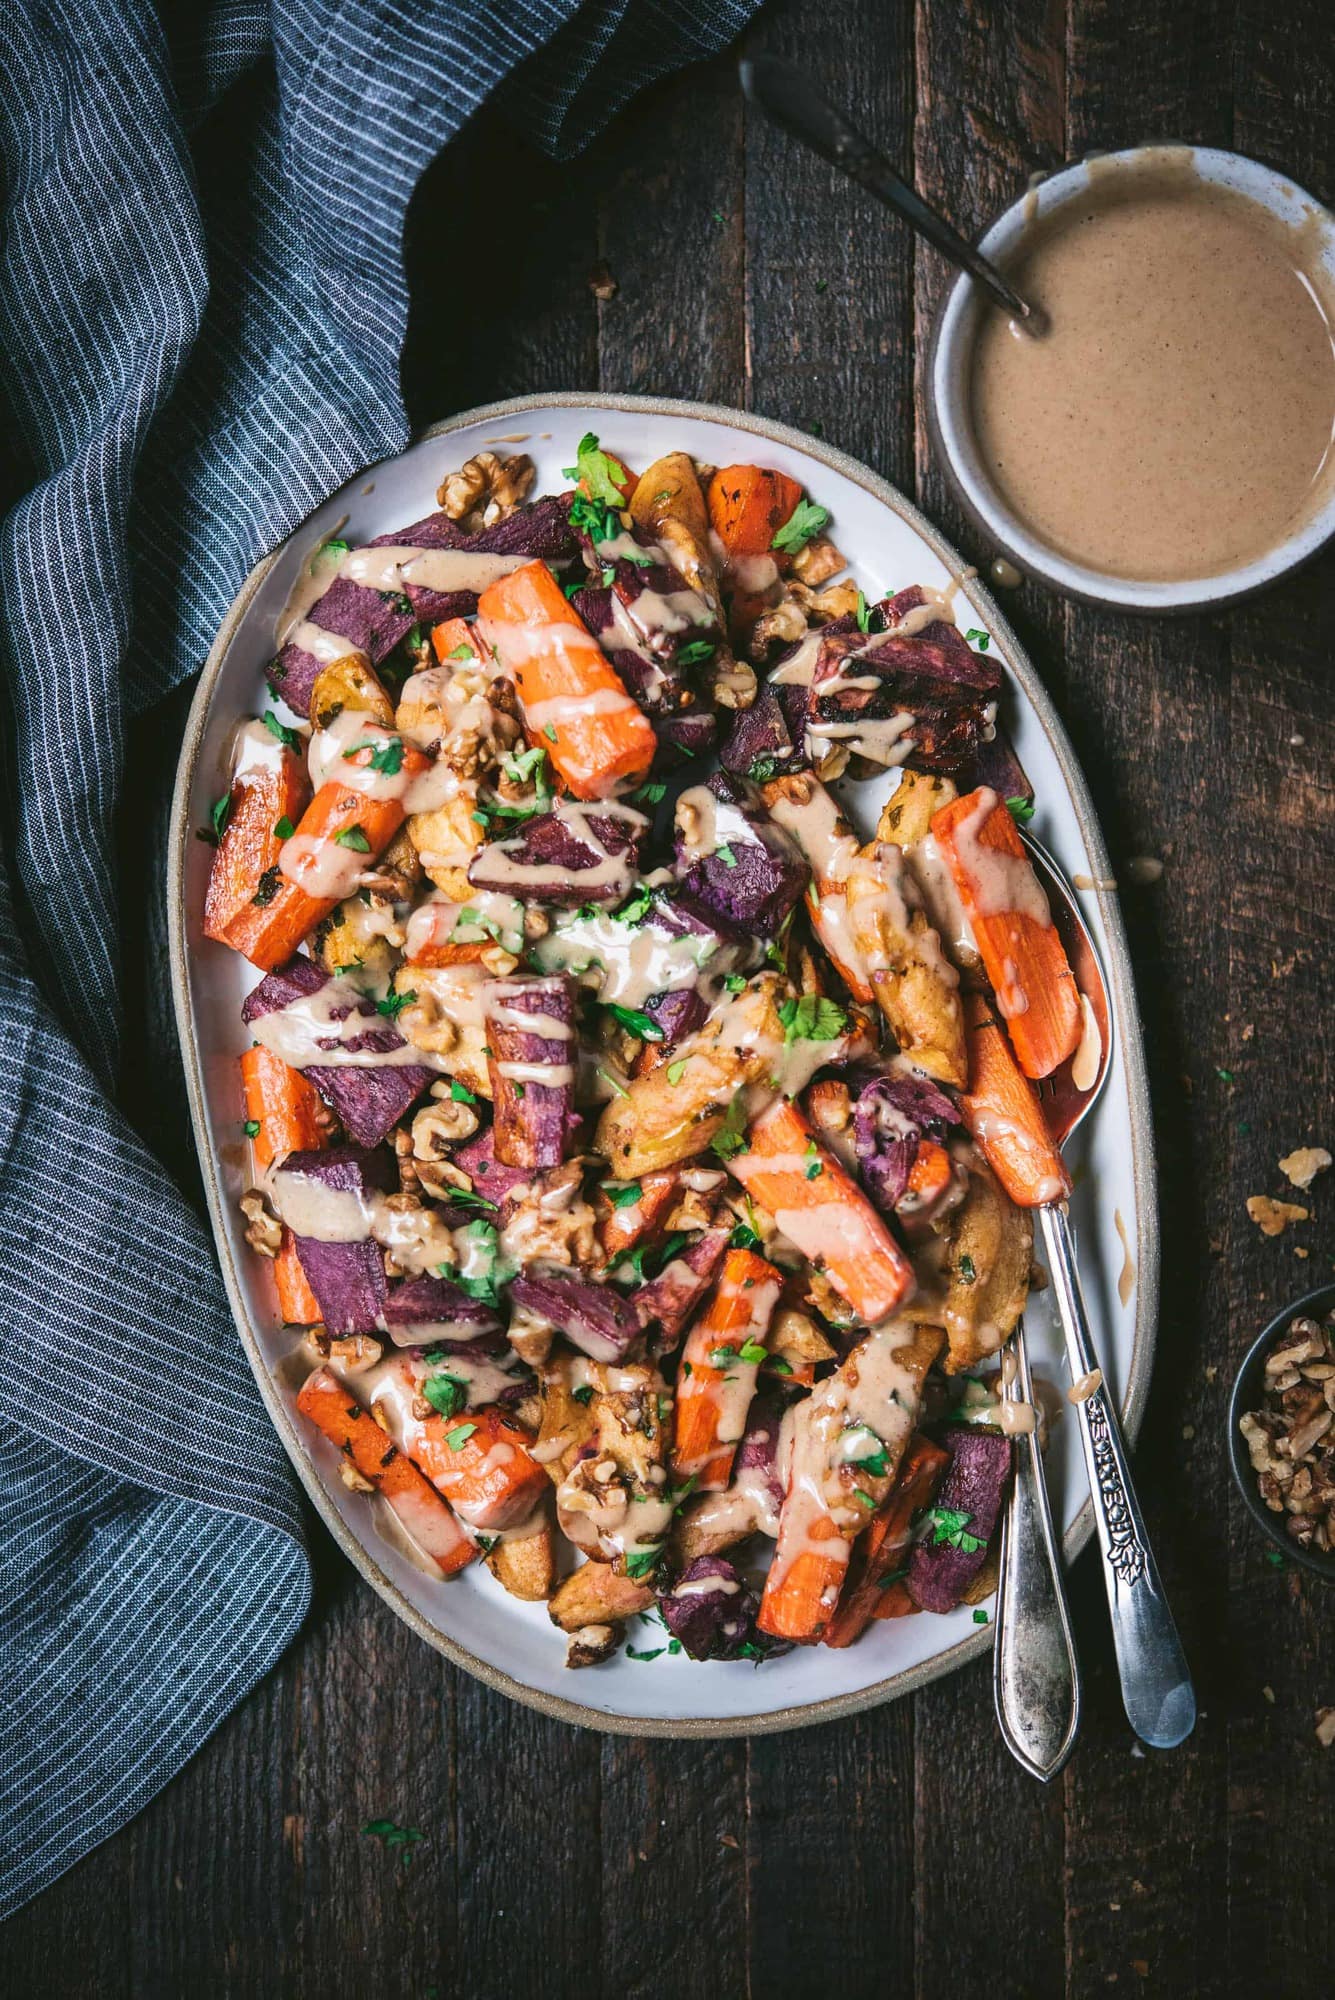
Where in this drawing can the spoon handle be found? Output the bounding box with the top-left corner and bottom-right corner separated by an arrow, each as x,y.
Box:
1038,1204 -> 1196,1749
737,55 -> 1036,323
993,1321 -> 1082,1781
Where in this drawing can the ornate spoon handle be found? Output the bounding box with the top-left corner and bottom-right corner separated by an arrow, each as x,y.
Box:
993,1321 -> 1081,1781
1038,1204 -> 1196,1748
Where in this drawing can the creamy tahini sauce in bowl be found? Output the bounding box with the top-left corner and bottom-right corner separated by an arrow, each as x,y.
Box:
930,145 -> 1335,611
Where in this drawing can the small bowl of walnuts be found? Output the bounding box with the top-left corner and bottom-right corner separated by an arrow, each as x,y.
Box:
1229,1284 -> 1335,1579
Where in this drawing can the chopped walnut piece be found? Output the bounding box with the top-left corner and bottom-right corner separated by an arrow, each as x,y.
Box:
1241,1311 -> 1335,1558
790,534 -> 847,586
437,451 -> 535,530
412,1098 -> 479,1155
338,1456 -> 377,1495
587,260 -> 618,300
1246,1195 -> 1309,1237
240,1189 -> 281,1257
1316,1707 -> 1335,1748
1278,1145 -> 1331,1191
500,1162 -> 597,1269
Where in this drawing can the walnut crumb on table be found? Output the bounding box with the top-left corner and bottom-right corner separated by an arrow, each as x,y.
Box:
1246,1195 -> 1309,1237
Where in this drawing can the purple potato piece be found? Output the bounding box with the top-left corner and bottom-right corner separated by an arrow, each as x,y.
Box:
970,721 -> 1033,806
735,1398 -> 786,1523
673,770 -> 809,940
874,588 -> 1001,688
289,1238 -> 388,1337
268,576 -> 419,713
482,974 -> 576,1169
241,954 -> 328,1020
808,587 -> 1002,775
718,682 -> 806,780
508,1271 -> 643,1363
633,1222 -> 731,1352
570,583 -> 677,713
851,1071 -> 958,1216
661,1555 -> 759,1661
906,1425 -> 1011,1614
302,1063 -> 433,1149
382,1275 -> 502,1348
654,707 -> 717,767
451,1125 -> 536,1209
242,955 -> 432,1148
468,803 -> 645,906
643,986 -> 709,1046
270,1145 -> 398,1336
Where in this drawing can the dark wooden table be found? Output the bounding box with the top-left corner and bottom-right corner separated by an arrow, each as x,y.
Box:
10,1 -> 1334,1992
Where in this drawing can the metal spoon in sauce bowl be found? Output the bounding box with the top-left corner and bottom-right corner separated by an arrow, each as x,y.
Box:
1019,831 -> 1197,1751
738,54 -> 1045,330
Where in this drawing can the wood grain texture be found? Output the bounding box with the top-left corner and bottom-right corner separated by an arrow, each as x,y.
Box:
6,2 -> 1334,1995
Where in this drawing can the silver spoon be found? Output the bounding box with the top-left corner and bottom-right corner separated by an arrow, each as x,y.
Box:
1019,830 -> 1196,1750
993,1318 -> 1082,1781
738,53 -> 1045,329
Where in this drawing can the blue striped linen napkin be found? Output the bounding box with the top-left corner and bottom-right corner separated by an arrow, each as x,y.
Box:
0,0 -> 758,1918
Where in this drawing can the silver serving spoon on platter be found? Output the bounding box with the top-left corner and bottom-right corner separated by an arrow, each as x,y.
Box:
739,53 -> 1045,329
1014,831 -> 1196,1752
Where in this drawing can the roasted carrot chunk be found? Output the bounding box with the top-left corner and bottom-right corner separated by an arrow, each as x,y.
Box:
239,1046 -> 333,1171
476,560 -> 655,800
959,990 -> 1072,1209
824,1434 -> 950,1648
672,1247 -> 783,1490
219,741 -> 430,971
429,615 -> 480,666
729,1098 -> 916,1324
203,737 -> 311,953
597,1169 -> 683,1262
296,1368 -> 474,1577
758,1520 -> 850,1644
930,787 -> 1081,1079
900,1137 -> 955,1214
706,465 -> 805,559
405,1405 -> 548,1532
274,1235 -> 321,1325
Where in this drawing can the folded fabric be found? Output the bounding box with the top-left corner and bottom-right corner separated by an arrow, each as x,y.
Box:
0,0 -> 758,1919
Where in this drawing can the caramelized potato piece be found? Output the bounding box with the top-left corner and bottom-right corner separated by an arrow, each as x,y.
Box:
845,845 -> 967,1088
937,1160 -> 1033,1372
309,655 -> 395,731
486,1519 -> 556,1602
407,785 -> 483,899
876,769 -> 959,849
548,1561 -> 654,1633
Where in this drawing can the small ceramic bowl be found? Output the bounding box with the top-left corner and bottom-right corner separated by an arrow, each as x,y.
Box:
927,143 -> 1335,614
1227,1282 -> 1335,1581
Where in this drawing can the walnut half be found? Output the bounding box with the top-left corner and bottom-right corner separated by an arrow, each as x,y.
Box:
437,451 -> 535,531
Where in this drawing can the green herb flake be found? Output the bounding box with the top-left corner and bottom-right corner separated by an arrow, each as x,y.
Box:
624,1547 -> 661,1581
629,780 -> 667,807
777,994 -> 848,1047
272,815 -> 295,840
855,589 -> 872,634
423,1374 -> 467,1421
676,639 -> 717,667
602,1000 -> 664,1042
543,724 -> 558,744
627,1644 -> 665,1662
723,973 -> 747,993
925,1506 -> 986,1554
766,1355 -> 794,1377
344,735 -> 404,777
771,497 -> 831,556
972,1608 -> 989,1625
209,791 -> 233,842
376,989 -> 416,1019
1005,796 -> 1035,826
243,1119 -> 260,1139
803,1138 -> 823,1182
729,1223 -> 763,1252
739,1339 -> 767,1365
333,825 -> 371,852
450,1080 -> 478,1105
447,642 -> 475,661
666,1059 -> 688,1085
562,431 -> 631,509
602,1179 -> 644,1210
709,1094 -> 749,1163
715,842 -> 738,870
958,1252 -> 977,1285
263,709 -> 302,750
572,1385 -> 595,1406
444,1422 -> 478,1452
965,628 -> 991,651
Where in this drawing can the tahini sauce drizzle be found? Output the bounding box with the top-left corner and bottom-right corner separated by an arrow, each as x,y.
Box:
971,151 -> 1335,581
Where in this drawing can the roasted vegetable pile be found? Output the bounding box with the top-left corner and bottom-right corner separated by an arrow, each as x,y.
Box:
204,434 -> 1090,1666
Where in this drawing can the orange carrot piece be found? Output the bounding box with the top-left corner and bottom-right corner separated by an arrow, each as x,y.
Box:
296,1368 -> 474,1577
959,990 -> 1073,1209
929,788 -> 1081,1079
871,1578 -> 917,1620
405,1404 -> 548,1532
239,1046 -> 333,1171
729,1098 -> 916,1324
274,1234 -> 321,1324
899,1137 -> 955,1213
477,560 -> 655,800
758,1517 -> 850,1644
430,616 -> 480,666
672,1247 -> 783,1490
219,747 -> 429,971
203,741 -> 311,953
597,1169 -> 682,1261
706,465 -> 805,559
824,1434 -> 949,1648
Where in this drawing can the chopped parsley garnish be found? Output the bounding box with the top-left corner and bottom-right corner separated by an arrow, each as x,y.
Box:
601,1000 -> 664,1042
855,589 -> 872,634
1005,796 -> 1035,826
628,780 -> 667,806
563,431 -> 630,508
263,709 -> 302,750
319,538 -> 351,564
924,1506 -> 985,1553
626,1645 -> 665,1662
973,1608 -> 989,1625
543,724 -> 558,744
771,497 -> 831,555
445,1186 -> 497,1214
450,1080 -> 478,1104
624,1547 -> 662,1580
392,593 -> 412,615
568,492 -> 622,542
209,791 -> 233,842
766,1355 -> 794,1377
803,1139 -> 823,1181
376,989 -> 416,1019
709,1094 -> 749,1163
273,815 -> 295,840
361,1820 -> 425,1866
444,1422 -> 478,1452
729,1222 -> 763,1252
572,1385 -> 595,1406
251,866 -> 281,907
709,1339 -> 768,1368
447,642 -> 475,661
423,1373 -> 467,1421
714,843 -> 738,870
610,1231 -> 690,1287
777,994 -> 848,1046
601,1179 -> 644,1210
502,745 -> 552,792
965,628 -> 991,651
613,883 -> 654,925
958,1252 -> 977,1285
666,1059 -> 688,1085
723,973 -> 747,993
243,1119 -> 260,1139
333,825 -> 371,852
345,735 -> 404,777
676,639 -> 717,667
